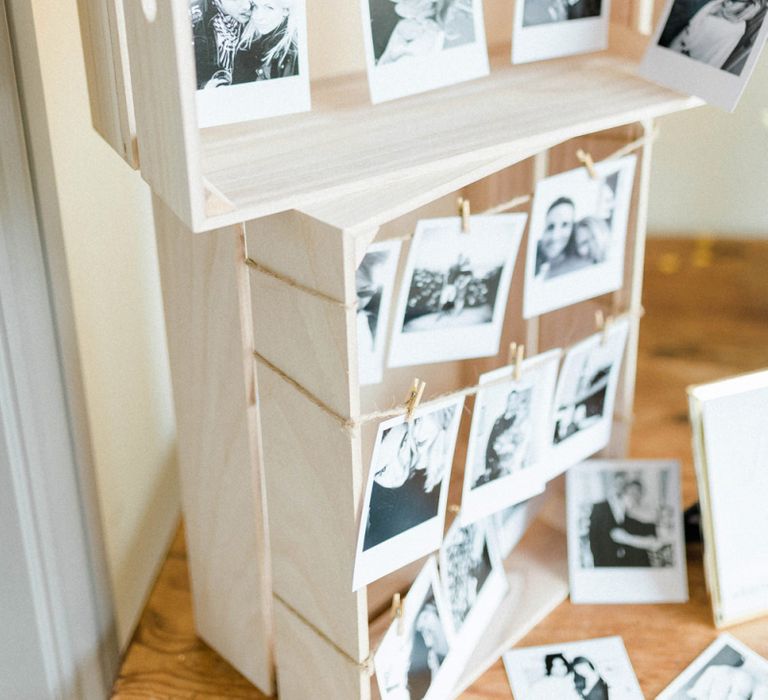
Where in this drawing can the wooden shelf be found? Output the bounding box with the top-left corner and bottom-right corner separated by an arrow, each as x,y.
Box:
201,45 -> 699,233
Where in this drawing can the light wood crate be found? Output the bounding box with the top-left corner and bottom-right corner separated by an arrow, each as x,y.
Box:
74,1 -> 702,697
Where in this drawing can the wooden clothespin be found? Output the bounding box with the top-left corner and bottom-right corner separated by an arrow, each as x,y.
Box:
457,196 -> 471,233
448,504 -> 461,515
508,342 -> 525,382
595,309 -> 613,345
576,149 -> 599,180
391,593 -> 405,635
405,378 -> 426,422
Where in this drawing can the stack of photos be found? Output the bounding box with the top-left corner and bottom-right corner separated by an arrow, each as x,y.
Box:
657,634 -> 768,699
503,636 -> 644,700
356,240 -> 402,386
352,395 -> 464,590
374,558 -> 454,700
640,0 -> 768,109
360,0 -> 490,103
512,0 -> 611,63
438,521 -> 507,668
566,460 -> 689,604
389,214 -> 527,368
490,494 -> 547,559
190,0 -> 311,126
460,349 -> 561,525
547,318 -> 630,478
688,368 -> 768,626
523,156 -> 637,319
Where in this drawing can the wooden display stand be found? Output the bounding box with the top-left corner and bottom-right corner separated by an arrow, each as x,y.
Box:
75,1 -> 701,697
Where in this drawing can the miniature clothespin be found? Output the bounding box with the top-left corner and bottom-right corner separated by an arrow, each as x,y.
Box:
595,309 -> 613,345
576,149 -> 599,180
508,342 -> 525,382
391,593 -> 405,635
458,197 -> 471,233
405,378 -> 426,422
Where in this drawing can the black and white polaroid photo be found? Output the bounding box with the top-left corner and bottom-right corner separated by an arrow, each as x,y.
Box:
503,636 -> 644,700
523,156 -> 637,319
190,0 -> 311,126
357,241 -> 402,386
512,0 -> 611,62
566,459 -> 688,604
640,0 -> 768,109
548,318 -> 630,479
490,493 -> 546,559
360,0 -> 490,103
460,350 -> 561,525
388,215 -> 526,369
657,634 -> 768,700
352,395 -> 464,590
374,557 -> 455,700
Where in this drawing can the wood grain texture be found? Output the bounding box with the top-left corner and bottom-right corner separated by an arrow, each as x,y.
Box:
153,198 -> 274,693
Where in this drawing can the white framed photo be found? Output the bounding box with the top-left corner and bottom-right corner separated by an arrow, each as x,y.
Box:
640,0 -> 768,111
459,349 -> 561,525
374,557 -> 455,700
523,156 -> 637,319
352,395 -> 464,590
490,493 -> 546,559
503,636 -> 644,700
548,318 -> 630,479
566,459 -> 688,604
512,0 -> 611,63
360,0 -> 490,103
191,0 -> 311,127
388,215 -> 527,369
657,634 -> 768,699
689,368 -> 768,626
356,240 -> 402,386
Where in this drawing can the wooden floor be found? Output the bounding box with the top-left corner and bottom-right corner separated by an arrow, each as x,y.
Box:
113,238 -> 768,699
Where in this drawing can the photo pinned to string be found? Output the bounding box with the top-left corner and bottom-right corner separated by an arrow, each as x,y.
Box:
459,348 -> 562,525
523,154 -> 637,319
388,212 -> 527,368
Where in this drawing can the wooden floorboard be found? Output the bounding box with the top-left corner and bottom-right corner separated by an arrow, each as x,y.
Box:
113,237 -> 768,699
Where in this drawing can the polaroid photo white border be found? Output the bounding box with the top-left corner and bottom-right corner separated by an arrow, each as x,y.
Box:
460,349 -> 562,525
194,0 -> 311,127
523,156 -> 637,319
388,215 -> 527,369
657,634 -> 768,699
566,459 -> 689,604
374,557 -> 456,700
356,240 -> 402,386
438,520 -> 508,664
503,635 -> 644,700
360,0 -> 490,103
490,493 -> 547,559
547,318 -> 630,479
640,0 -> 768,111
352,395 -> 465,591
512,0 -> 612,63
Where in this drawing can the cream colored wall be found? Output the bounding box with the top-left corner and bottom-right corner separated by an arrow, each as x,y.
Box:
649,51 -> 768,238
26,0 -> 179,649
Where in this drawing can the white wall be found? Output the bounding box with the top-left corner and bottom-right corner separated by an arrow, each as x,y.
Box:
25,0 -> 180,649
649,50 -> 768,238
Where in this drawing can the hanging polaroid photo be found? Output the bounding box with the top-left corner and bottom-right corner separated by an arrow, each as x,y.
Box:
352,395 -> 464,590
512,0 -> 611,63
190,0 -> 311,127
490,493 -> 546,559
657,634 -> 768,700
548,318 -> 630,479
503,636 -> 644,700
356,240 -> 402,386
374,557 -> 455,700
360,0 -> 490,103
460,350 -> 561,525
439,520 -> 508,646
566,459 -> 688,604
523,156 -> 637,319
388,214 -> 526,369
689,368 -> 768,626
639,0 -> 768,111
